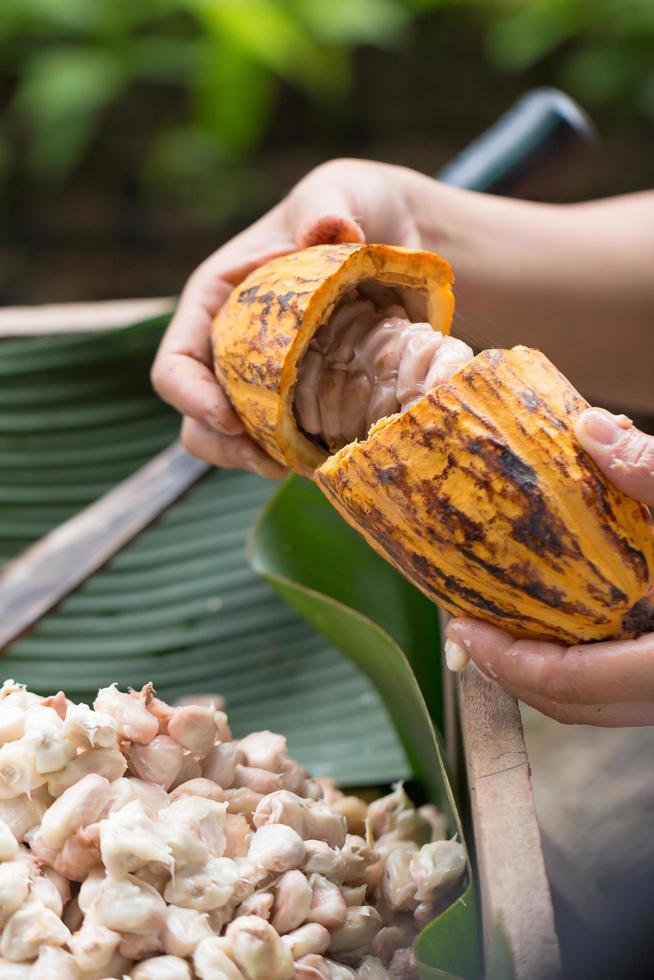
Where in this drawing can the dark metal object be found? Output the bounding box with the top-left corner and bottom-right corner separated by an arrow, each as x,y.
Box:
0,89 -> 595,651
437,87 -> 596,193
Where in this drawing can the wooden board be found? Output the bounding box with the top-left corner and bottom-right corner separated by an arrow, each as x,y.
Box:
0,297 -> 173,336
440,613 -> 561,979
1,299 -> 562,980
457,667 -> 561,980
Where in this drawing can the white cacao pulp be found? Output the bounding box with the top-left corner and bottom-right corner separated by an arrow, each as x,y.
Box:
294,291 -> 473,452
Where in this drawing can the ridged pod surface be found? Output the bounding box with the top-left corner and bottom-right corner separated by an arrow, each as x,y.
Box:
317,346 -> 654,643
213,245 -> 654,644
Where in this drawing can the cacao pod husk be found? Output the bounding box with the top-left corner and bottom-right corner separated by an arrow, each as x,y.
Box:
213,244 -> 654,644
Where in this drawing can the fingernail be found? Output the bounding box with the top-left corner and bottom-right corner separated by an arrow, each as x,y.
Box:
577,409 -> 628,447
444,639 -> 470,673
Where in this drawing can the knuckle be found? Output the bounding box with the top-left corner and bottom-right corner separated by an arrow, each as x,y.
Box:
511,640 -> 579,703
297,158 -> 361,190
548,678 -> 583,705
308,158 -> 347,179
185,261 -> 214,291
629,431 -> 654,471
538,662 -> 582,704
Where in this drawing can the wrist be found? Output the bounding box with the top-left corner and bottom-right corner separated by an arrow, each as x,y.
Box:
397,169 -> 496,322
397,169 -> 493,288
391,166 -> 459,253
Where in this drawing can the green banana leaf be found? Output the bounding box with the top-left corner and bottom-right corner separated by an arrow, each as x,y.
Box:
486,921 -> 516,980
0,314 -> 484,976
0,316 -> 404,782
250,476 -> 481,979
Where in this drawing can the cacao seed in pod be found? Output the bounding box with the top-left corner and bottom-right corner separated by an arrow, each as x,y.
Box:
213,243 -> 654,645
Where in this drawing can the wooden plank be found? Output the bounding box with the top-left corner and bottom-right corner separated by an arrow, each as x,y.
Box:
0,297 -> 173,336
457,666 -> 562,980
0,442 -> 209,652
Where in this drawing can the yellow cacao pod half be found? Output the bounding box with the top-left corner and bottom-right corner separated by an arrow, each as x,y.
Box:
213,243 -> 654,644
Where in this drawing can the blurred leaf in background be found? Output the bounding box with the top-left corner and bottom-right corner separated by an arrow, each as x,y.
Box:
1,0 -> 411,199
484,0 -> 654,116
1,0 -> 652,309
14,46 -> 126,180
2,0 -> 652,202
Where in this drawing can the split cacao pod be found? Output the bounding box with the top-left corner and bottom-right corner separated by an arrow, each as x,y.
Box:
213,243 -> 654,644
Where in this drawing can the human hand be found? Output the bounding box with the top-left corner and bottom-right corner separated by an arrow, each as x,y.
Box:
445,409 -> 654,726
151,159 -> 422,476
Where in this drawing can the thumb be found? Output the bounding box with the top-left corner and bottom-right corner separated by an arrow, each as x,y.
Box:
575,408 -> 654,507
299,213 -> 365,248
285,173 -> 365,249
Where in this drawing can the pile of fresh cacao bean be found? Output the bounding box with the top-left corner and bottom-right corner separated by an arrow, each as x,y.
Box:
0,680 -> 465,979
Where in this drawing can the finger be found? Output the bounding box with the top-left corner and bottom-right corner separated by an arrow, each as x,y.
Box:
300,213 -> 365,248
181,417 -> 288,480
159,271 -> 233,361
153,349 -> 244,436
152,275 -> 245,433
505,688 -> 654,727
575,408 -> 654,506
286,166 -> 366,248
448,621 -> 654,724
153,209 -> 298,433
446,618 -> 654,703
286,159 -> 421,247
296,204 -> 365,249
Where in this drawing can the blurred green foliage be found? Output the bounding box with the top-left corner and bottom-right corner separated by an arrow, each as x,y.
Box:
1,0 -> 652,196
1,0 -> 411,189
